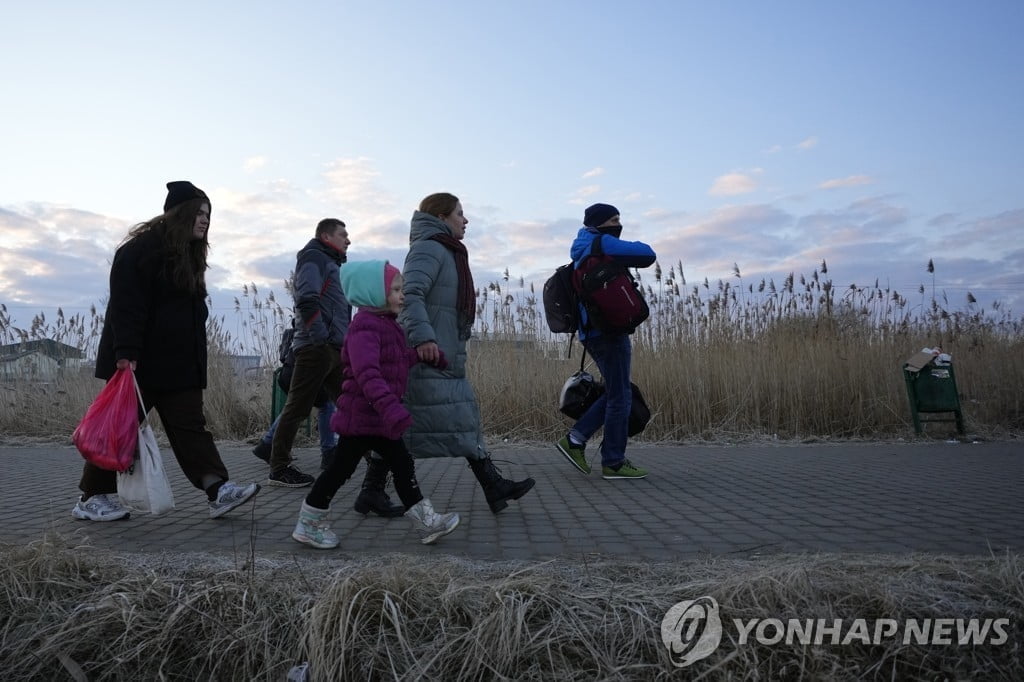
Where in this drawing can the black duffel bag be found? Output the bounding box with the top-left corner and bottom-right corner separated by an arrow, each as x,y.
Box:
558,350 -> 650,436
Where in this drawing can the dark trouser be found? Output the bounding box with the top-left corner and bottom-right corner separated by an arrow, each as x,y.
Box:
79,387 -> 229,496
306,436 -> 423,511
574,333 -> 632,467
270,344 -> 341,471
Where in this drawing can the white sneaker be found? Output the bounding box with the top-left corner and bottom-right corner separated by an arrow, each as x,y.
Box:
405,498 -> 460,545
209,481 -> 260,519
71,494 -> 130,522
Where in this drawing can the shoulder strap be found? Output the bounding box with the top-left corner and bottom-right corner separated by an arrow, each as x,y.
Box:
590,233 -> 605,257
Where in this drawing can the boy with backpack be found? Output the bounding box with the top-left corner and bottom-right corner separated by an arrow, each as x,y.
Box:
555,203 -> 656,480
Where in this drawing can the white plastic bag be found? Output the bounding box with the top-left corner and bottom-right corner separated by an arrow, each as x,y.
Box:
116,375 -> 175,515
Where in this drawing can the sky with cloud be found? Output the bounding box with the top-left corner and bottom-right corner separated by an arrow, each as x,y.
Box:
2,1 -> 1022,342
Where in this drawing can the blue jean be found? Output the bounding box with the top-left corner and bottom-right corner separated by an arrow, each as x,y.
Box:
262,399 -> 337,453
570,333 -> 632,467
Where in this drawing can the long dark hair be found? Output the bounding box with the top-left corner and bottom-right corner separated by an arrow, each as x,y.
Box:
125,197 -> 209,295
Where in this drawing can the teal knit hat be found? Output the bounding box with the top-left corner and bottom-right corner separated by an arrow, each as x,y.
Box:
340,260 -> 395,308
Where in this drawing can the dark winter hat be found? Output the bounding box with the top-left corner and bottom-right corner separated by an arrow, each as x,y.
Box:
583,202 -> 619,227
164,181 -> 208,212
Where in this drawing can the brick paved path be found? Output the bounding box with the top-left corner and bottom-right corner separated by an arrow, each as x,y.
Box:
3,441 -> 1021,561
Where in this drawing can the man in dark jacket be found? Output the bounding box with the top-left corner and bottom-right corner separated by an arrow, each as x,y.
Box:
266,219 -> 351,487
264,220 -> 404,514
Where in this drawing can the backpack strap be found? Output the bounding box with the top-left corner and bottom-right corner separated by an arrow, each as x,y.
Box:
572,233 -> 606,337
563,333 -> 577,360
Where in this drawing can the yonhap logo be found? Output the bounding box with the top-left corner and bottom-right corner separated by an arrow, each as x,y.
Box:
660,597 -> 1010,671
661,596 -> 723,667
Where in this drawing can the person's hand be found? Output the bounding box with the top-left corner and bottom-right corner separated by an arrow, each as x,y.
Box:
116,359 -> 137,371
416,341 -> 440,365
387,414 -> 413,440
382,404 -> 413,440
434,349 -> 448,370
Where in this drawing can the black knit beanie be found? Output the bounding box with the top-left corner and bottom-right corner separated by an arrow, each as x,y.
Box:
583,202 -> 619,228
164,181 -> 208,212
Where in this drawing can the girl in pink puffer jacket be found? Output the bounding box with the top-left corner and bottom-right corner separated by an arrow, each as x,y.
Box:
291,260 -> 460,548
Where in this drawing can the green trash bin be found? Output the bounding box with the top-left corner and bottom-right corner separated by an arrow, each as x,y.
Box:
902,351 -> 964,435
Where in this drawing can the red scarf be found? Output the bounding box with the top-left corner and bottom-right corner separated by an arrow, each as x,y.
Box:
429,233 -> 476,329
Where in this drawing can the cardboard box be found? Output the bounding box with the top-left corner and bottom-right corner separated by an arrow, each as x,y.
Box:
904,350 -> 937,372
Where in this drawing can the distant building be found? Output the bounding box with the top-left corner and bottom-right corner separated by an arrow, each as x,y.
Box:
215,354 -> 263,378
471,332 -> 564,358
0,339 -> 86,381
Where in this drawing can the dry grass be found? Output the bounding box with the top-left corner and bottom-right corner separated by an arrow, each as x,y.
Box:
1,263 -> 1022,443
1,534 -> 1020,680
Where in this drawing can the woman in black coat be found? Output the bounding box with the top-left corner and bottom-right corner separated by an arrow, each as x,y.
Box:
72,181 -> 260,522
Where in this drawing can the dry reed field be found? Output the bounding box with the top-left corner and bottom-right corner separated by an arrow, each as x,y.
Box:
1,264 -> 1022,680
1,535 -> 1021,681
1,262 -> 1022,442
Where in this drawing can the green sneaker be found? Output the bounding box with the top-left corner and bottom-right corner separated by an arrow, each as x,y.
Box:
556,436 -> 591,474
601,459 -> 648,480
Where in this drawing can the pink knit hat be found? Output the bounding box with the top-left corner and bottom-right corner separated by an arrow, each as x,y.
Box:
384,263 -> 400,293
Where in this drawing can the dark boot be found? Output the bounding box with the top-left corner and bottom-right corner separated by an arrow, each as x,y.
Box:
468,456 -> 536,513
353,455 -> 405,517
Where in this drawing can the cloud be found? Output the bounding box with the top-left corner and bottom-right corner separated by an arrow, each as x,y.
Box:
205,169 -> 409,303
469,217 -> 577,284
0,206 -> 119,313
796,136 -> 819,150
819,175 -> 874,190
569,184 -> 601,204
709,170 -> 761,197
3,172 -> 1021,340
796,195 -> 908,244
927,212 -> 959,228
582,167 -> 604,179
243,156 -> 268,172
942,208 -> 1024,265
318,157 -> 393,211
649,204 -> 792,280
315,157 -> 407,251
642,207 -> 690,224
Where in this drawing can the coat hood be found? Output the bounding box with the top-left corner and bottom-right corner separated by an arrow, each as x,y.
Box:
409,211 -> 454,242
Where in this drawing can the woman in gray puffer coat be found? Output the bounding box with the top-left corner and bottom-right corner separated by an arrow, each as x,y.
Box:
399,192 -> 535,513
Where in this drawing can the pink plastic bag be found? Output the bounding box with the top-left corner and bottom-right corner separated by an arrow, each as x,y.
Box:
72,367 -> 139,472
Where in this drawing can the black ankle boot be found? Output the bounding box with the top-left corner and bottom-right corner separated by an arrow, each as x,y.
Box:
467,456 -> 536,513
353,455 -> 405,517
